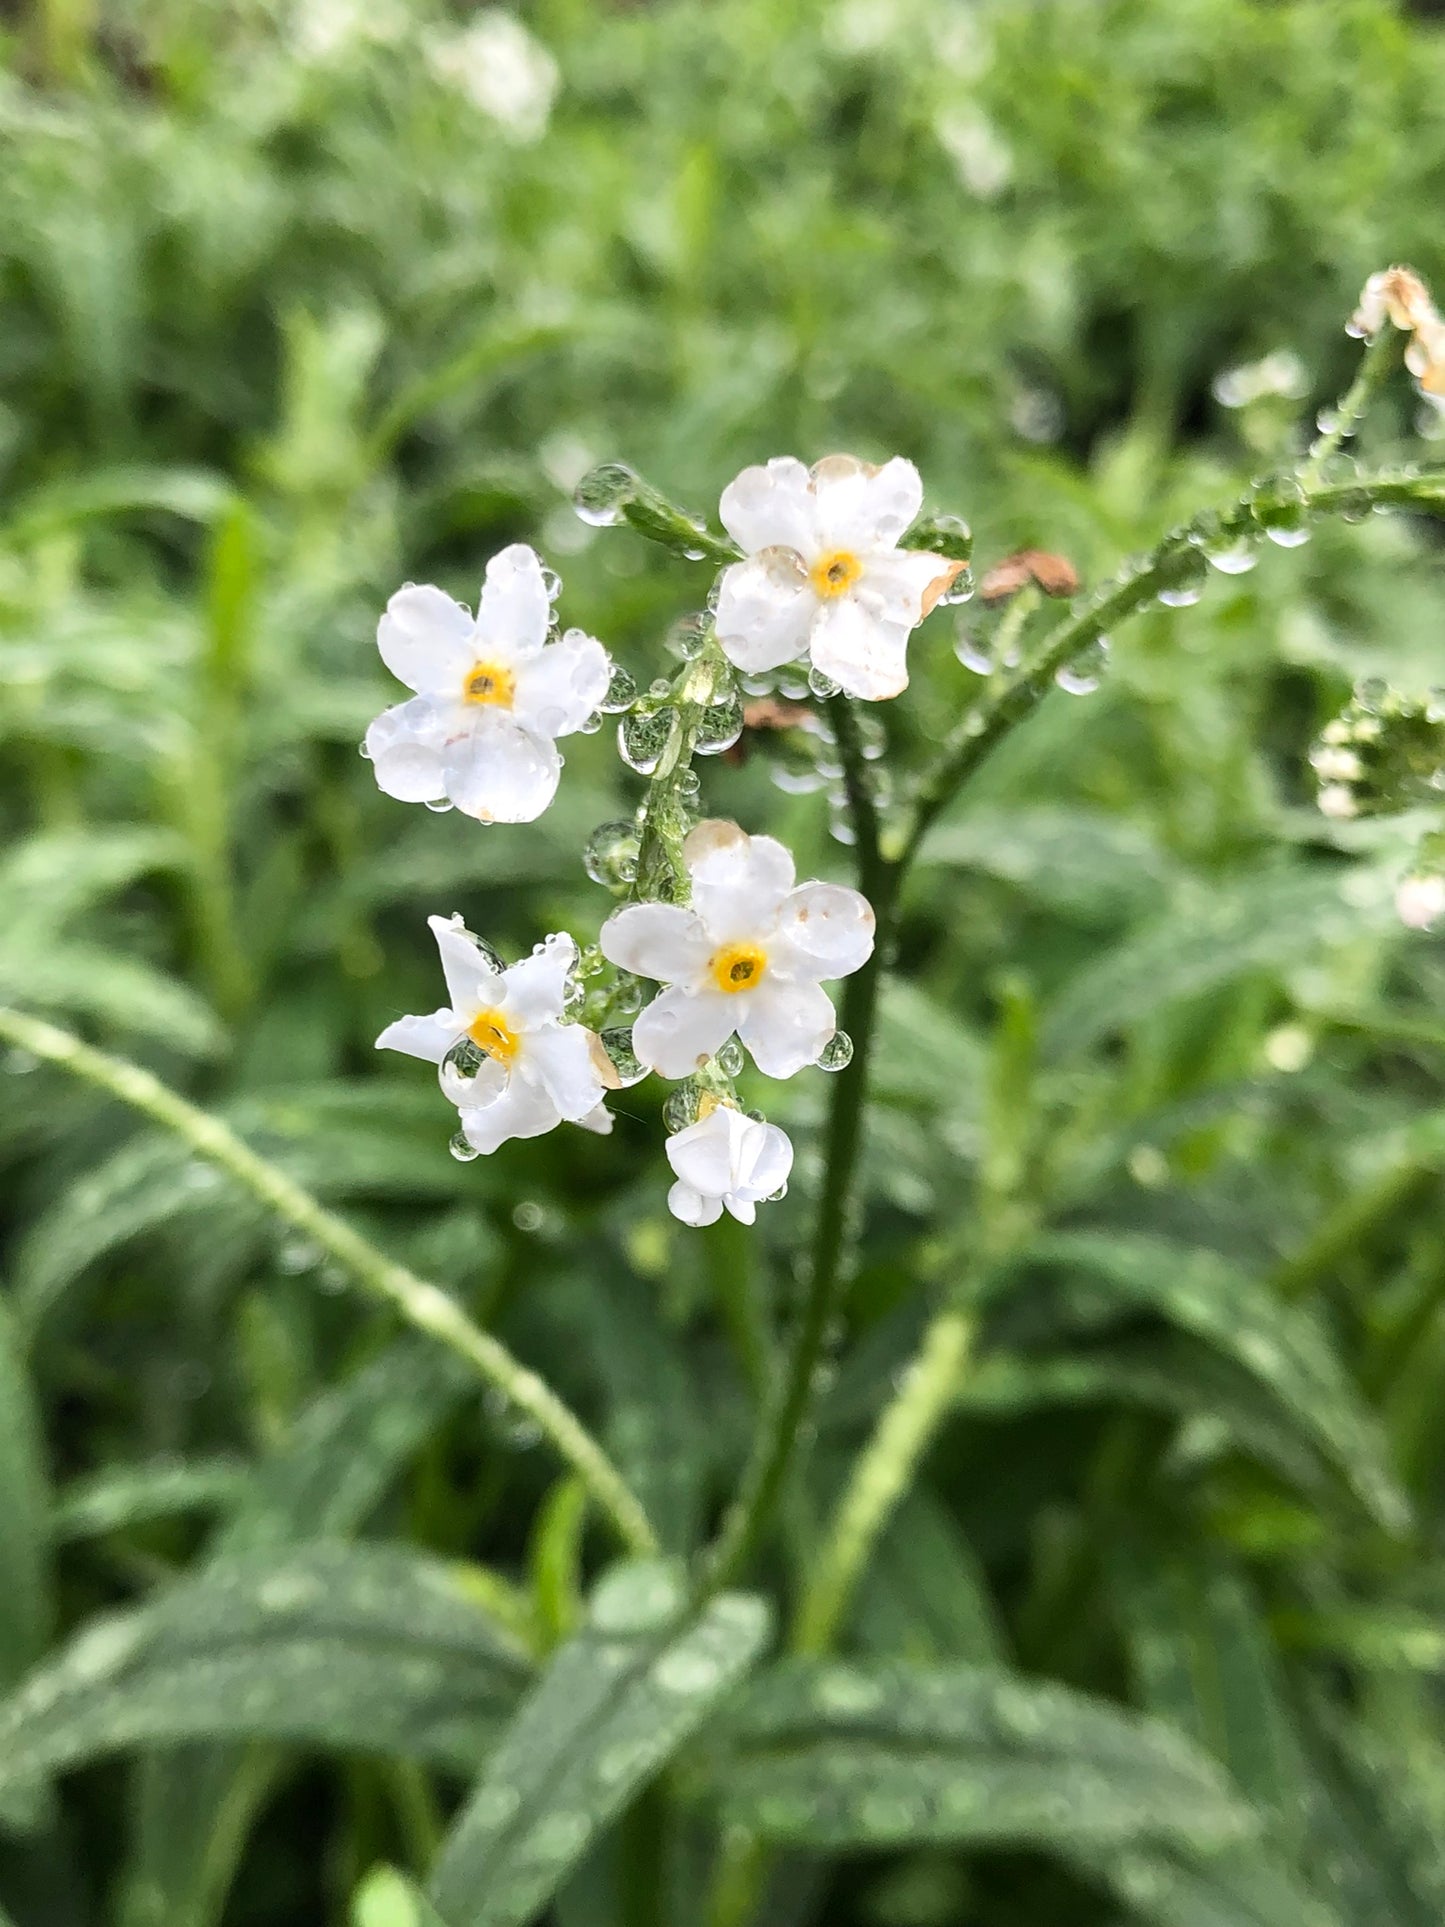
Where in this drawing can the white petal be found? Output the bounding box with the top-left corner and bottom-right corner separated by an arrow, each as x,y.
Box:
714,551 -> 818,674
668,1180 -> 723,1227
575,1101 -> 615,1136
856,547 -> 956,627
501,931 -> 577,1026
472,543 -> 553,660
365,698 -> 450,803
599,903 -> 711,986
377,585 -> 477,695
724,1195 -> 758,1225
666,1105 -> 749,1194
772,882 -> 876,981
440,1053 -> 508,1109
809,595 -> 911,701
632,984 -> 735,1077
719,457 -> 821,557
512,627 -> 611,738
443,715 -> 561,823
459,1074 -> 562,1153
375,1008 -> 461,1062
811,455 -> 922,551
737,977 -> 836,1078
427,913 -> 505,1018
522,1026 -> 603,1123
685,822 -> 795,944
737,1121 -> 793,1201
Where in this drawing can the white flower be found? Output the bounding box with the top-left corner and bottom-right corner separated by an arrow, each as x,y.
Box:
1318,783 -> 1358,821
376,916 -> 607,1153
365,545 -> 609,824
427,11 -> 559,143
1397,872 -> 1445,931
599,820 -> 874,1079
713,455 -> 965,701
666,1104 -> 793,1227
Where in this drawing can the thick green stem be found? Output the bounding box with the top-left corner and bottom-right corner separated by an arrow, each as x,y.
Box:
0,1006 -> 659,1557
793,1306 -> 973,1654
701,698 -> 893,1596
895,464 -> 1445,869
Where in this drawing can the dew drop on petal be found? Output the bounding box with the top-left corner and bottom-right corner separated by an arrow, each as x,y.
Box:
424,797 -> 454,813
807,664 -> 841,700
716,1035 -> 744,1076
815,1030 -> 854,1071
600,663 -> 638,714
448,1130 -> 481,1163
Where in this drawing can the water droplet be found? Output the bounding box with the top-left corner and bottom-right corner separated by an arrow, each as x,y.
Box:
612,972 -> 645,1015
954,628 -> 994,675
695,693 -> 743,755
815,1029 -> 854,1071
653,1647 -> 723,1694
619,708 -> 677,775
573,462 -> 638,527
668,613 -> 711,660
676,767 -> 701,807
277,1239 -> 321,1274
424,797 -> 454,813
937,565 -> 976,607
1204,538 -> 1257,574
584,819 -> 642,887
590,1560 -> 687,1635
911,512 -> 973,561
600,1026 -> 647,1086
599,662 -> 637,714
512,1200 -> 545,1233
663,1082 -> 702,1132
578,710 -> 603,734
1054,634 -> 1110,695
540,565 -> 562,601
448,1130 -> 481,1163
716,1036 -> 744,1076
1156,582 -> 1203,608
1264,521 -> 1311,549
358,741 -> 372,760
807,664 -> 840,700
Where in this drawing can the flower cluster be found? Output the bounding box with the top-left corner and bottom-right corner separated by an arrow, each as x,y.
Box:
1350,265 -> 1445,403
363,456 -> 938,1224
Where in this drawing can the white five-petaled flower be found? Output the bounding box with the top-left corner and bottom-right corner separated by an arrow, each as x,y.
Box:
713,455 -> 964,701
600,820 -> 874,1079
365,544 -> 610,824
376,916 -> 608,1153
1397,872 -> 1445,931
666,1104 -> 794,1228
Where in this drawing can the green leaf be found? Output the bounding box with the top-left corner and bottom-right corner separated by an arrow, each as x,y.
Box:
1020,1232 -> 1408,1531
719,1660 -> 1254,1855
0,1289 -> 53,1829
51,1456 -> 249,1544
429,1562 -> 770,1927
1039,866 -> 1397,1061
916,805 -> 1176,925
850,1488 -> 1002,1665
0,1544 -> 531,1799
1071,1840 -> 1341,1927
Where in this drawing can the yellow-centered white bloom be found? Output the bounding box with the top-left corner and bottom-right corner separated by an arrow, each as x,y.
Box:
713,454 -> 964,700
666,1104 -> 794,1228
365,545 -> 610,824
376,916 -> 607,1153
600,820 -> 874,1079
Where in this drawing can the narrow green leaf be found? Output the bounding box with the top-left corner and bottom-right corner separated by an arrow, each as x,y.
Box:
51,1457 -> 248,1544
916,805 -> 1176,925
0,1544 -> 531,1798
1040,866 -> 1396,1061
1071,1840 -> 1341,1927
1021,1232 -> 1408,1531
719,1660 -> 1253,1855
0,1289 -> 53,1830
429,1562 -> 770,1927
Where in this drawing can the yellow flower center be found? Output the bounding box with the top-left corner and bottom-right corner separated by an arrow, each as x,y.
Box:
808,550 -> 863,600
467,1007 -> 520,1065
710,942 -> 768,994
462,659 -> 516,707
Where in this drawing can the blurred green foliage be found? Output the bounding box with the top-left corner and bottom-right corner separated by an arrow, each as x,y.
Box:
6,0 -> 1445,1923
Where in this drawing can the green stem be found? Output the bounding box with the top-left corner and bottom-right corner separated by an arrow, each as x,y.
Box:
0,1005 -> 659,1557
701,700 -> 893,1596
793,1306 -> 972,1654
1302,324 -> 1402,481
894,463 -> 1445,869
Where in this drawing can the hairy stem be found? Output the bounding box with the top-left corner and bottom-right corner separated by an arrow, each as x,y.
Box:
0,1006 -> 659,1557
701,698 -> 893,1594
895,463 -> 1445,869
